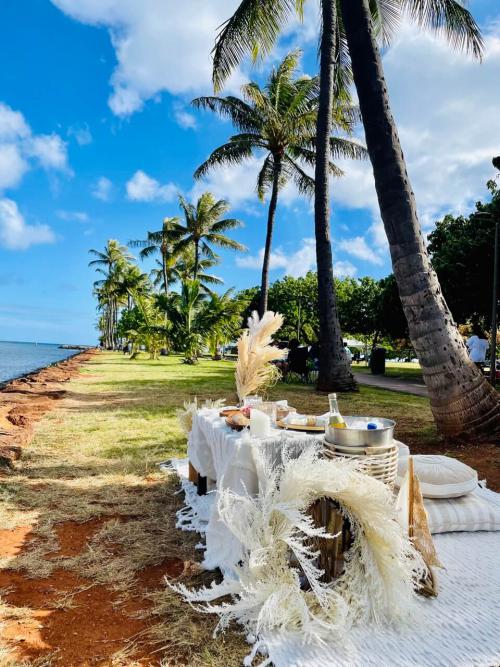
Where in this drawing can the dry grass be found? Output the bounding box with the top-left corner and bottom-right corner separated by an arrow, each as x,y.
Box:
0,353 -> 250,665
0,351 -> 441,665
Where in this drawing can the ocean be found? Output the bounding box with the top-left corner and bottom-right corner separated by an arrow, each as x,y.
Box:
0,341 -> 79,384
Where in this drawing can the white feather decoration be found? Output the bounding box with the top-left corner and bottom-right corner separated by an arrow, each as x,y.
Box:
235,311 -> 287,402
170,444 -> 426,645
176,397 -> 226,434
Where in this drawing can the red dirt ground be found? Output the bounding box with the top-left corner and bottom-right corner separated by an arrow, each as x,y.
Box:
0,519 -> 185,666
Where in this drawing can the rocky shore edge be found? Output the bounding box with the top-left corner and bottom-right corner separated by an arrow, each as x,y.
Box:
0,349 -> 97,468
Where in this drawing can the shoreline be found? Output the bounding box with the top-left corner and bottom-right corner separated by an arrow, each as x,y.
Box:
0,349 -> 84,390
0,349 -> 97,467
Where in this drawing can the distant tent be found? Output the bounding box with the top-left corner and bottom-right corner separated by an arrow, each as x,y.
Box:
344,338 -> 364,349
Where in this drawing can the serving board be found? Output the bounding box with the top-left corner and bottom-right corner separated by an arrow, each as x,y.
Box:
276,419 -> 325,433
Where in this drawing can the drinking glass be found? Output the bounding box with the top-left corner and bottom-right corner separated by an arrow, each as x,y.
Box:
243,395 -> 263,408
258,402 -> 277,427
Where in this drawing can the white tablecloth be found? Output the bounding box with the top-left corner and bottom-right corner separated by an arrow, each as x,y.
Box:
188,408 -> 323,573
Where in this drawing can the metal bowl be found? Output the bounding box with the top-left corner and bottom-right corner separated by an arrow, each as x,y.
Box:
325,416 -> 395,448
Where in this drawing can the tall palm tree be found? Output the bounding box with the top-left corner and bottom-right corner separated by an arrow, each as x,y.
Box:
193,49 -> 366,321
209,0 -> 500,435
175,192 -> 247,277
338,0 -> 500,436
129,217 -> 181,296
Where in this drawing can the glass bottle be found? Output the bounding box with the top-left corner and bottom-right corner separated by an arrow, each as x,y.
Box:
328,393 -> 346,429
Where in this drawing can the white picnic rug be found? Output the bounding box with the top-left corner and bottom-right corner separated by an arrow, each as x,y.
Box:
168,458 -> 500,667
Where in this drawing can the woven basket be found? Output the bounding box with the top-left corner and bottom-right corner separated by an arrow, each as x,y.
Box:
323,441 -> 399,488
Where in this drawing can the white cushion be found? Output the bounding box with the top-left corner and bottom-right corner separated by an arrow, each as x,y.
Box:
396,441 -> 410,458
396,455 -> 477,498
424,486 -> 500,534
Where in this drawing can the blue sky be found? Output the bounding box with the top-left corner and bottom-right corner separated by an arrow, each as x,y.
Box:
0,0 -> 499,344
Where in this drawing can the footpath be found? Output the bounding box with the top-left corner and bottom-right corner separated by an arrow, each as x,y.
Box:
353,372 -> 428,397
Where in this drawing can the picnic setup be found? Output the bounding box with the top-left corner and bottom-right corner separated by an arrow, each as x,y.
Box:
167,312 -> 500,667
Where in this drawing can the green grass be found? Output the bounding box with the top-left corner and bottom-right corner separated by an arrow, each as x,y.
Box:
352,361 -> 424,382
66,352 -> 434,453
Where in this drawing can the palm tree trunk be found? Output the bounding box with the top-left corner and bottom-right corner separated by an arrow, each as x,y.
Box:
194,241 -> 200,280
340,0 -> 500,437
259,155 -> 281,316
314,0 -> 357,392
162,249 -> 169,296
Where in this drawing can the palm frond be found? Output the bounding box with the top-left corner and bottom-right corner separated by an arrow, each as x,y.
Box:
194,139 -> 257,179
212,0 -> 298,91
403,0 -> 483,59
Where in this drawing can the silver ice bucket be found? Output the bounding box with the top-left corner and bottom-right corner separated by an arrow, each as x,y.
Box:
325,416 -> 395,448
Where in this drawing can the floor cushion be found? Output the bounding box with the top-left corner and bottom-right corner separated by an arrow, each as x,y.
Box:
397,454 -> 477,498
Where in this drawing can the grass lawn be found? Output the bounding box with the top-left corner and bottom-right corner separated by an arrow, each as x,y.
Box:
353,361 -> 424,382
1,351 -> 497,665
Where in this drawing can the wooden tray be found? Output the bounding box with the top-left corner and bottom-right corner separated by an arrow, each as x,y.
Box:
219,408 -> 241,417
225,415 -> 250,431
276,419 -> 325,432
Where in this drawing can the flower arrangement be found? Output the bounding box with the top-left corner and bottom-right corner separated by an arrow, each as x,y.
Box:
235,310 -> 286,402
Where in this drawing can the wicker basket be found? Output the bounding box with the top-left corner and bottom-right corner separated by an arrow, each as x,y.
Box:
323,441 -> 399,488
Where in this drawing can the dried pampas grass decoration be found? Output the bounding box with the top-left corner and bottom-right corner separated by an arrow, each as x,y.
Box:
170,444 -> 426,646
176,397 -> 226,434
236,310 -> 286,402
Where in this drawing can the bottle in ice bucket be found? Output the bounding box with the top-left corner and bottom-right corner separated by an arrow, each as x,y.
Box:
328,393 -> 346,429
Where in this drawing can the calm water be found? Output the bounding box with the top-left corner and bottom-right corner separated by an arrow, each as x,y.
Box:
0,341 -> 79,384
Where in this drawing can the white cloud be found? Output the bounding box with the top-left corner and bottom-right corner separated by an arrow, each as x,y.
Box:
334,260 -> 357,279
68,123 -> 93,145
0,198 -> 55,250
56,209 -> 89,222
174,107 -> 197,130
0,103 -> 30,140
0,144 -> 29,190
92,176 -> 113,201
126,169 -> 178,202
0,103 -> 70,194
334,24 -> 500,253
51,0 -> 247,117
237,237 -> 357,279
237,238 -> 316,278
337,236 -> 384,265
26,134 -> 70,172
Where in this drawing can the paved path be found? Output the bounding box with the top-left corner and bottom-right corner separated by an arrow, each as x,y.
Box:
353,372 -> 429,397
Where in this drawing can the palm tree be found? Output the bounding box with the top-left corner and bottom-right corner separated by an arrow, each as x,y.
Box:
89,240 -> 133,349
337,0 -> 499,437
175,192 -> 246,278
129,217 -> 181,296
193,50 -> 366,321
152,246 -> 223,294
205,290 -> 244,359
209,1 -> 500,435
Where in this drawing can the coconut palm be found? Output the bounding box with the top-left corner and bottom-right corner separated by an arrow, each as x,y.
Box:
129,217 -> 181,296
175,192 -> 246,278
194,49 -> 366,322
151,246 -> 223,294
337,0 -> 499,436
210,0 -> 499,435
